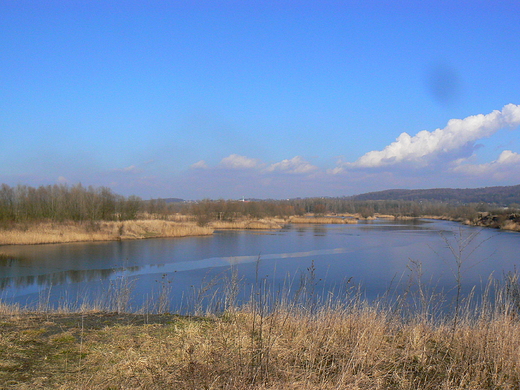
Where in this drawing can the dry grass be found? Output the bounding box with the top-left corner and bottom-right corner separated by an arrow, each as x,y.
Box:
0,220 -> 213,246
1,297 -> 520,390
373,214 -> 396,219
210,219 -> 284,230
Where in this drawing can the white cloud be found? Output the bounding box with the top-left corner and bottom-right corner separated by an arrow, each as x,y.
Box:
267,156 -> 318,174
327,166 -> 344,175
219,154 -> 262,169
57,176 -> 68,184
335,103 -> 520,171
453,150 -> 520,180
496,150 -> 520,164
191,160 -> 209,169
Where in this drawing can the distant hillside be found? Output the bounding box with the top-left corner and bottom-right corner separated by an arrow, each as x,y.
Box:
350,185 -> 520,205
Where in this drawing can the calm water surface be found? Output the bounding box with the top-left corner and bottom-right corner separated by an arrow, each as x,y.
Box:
1,219 -> 519,310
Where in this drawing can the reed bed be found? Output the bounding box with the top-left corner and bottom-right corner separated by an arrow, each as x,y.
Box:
210,219 -> 284,230
0,220 -> 213,246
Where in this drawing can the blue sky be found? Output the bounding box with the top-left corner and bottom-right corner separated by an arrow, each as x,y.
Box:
2,1 -> 520,200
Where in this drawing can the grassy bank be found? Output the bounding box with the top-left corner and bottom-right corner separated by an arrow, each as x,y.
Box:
1,280 -> 520,390
0,220 -> 213,246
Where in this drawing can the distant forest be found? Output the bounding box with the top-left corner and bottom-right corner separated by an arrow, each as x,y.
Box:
349,185 -> 520,205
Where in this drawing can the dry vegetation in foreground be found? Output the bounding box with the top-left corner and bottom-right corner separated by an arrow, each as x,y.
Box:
0,220 -> 213,246
2,274 -> 520,390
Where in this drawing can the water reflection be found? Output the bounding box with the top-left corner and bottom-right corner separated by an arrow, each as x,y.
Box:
312,225 -> 327,236
0,253 -> 23,267
0,266 -> 139,290
0,245 -> 353,291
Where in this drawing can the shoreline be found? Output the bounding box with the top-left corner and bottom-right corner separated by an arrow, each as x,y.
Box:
2,213 -> 518,246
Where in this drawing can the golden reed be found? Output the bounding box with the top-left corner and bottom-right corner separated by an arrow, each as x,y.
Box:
0,220 -> 213,246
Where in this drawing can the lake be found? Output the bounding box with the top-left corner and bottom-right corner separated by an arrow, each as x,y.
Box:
1,219 -> 519,312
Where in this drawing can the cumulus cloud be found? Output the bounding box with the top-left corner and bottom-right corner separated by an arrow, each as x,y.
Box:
335,104 -> 520,172
266,156 -> 318,174
182,155 -> 326,199
219,154 -> 262,169
453,150 -> 520,180
197,154 -> 319,175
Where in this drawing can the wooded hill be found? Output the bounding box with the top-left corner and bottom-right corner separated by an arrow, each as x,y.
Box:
349,184 -> 520,205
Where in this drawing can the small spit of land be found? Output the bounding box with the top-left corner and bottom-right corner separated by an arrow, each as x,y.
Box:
472,212 -> 520,232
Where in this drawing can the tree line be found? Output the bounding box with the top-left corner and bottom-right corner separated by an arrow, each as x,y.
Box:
0,184 -> 141,223
1,183 -> 516,226
186,197 -> 502,224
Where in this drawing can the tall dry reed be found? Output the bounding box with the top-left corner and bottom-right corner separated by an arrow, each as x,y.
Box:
0,220 -> 213,245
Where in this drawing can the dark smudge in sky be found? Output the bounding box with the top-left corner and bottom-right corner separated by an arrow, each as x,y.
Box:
426,63 -> 462,107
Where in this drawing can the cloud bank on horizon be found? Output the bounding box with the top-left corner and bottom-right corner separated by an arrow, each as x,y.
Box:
192,154 -> 319,175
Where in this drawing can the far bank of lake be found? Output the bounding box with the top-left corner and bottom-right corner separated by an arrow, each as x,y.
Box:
2,211 -> 519,247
